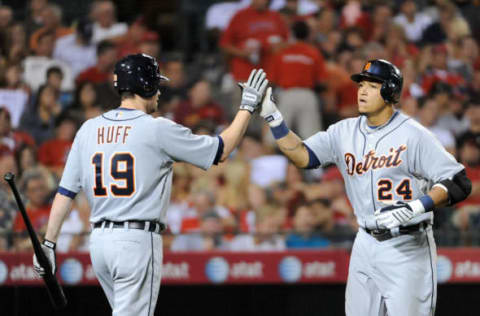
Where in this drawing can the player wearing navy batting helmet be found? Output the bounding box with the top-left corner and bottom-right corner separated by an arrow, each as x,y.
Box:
258,58 -> 471,316
33,53 -> 269,315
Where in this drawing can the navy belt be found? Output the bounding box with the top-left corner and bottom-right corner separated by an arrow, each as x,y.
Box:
363,222 -> 428,241
93,220 -> 166,234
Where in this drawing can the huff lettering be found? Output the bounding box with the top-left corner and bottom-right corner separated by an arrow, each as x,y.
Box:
97,126 -> 132,144
345,145 -> 407,176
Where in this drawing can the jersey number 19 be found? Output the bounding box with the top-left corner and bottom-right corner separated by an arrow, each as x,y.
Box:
91,152 -> 136,197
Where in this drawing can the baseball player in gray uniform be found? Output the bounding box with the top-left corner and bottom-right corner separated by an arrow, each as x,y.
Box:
259,59 -> 471,315
33,53 -> 268,315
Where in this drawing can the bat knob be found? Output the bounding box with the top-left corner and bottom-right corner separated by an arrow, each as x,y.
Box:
4,172 -> 14,182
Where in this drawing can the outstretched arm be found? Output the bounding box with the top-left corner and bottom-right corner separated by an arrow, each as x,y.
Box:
219,111 -> 252,161
219,69 -> 268,161
259,87 -> 310,168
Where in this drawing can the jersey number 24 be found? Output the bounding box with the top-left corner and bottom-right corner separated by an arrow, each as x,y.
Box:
377,179 -> 412,201
92,152 -> 135,197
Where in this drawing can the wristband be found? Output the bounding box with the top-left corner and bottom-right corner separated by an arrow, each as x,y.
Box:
43,239 -> 56,250
270,121 -> 289,139
418,195 -> 434,212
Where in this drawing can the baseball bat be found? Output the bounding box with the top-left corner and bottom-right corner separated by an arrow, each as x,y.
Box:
4,172 -> 67,310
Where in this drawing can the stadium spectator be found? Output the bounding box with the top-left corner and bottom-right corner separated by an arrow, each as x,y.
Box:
116,17 -> 149,57
286,203 -> 330,248
14,143 -> 56,192
229,204 -> 286,251
173,79 -> 225,128
310,198 -> 355,247
23,30 -> 74,93
217,159 -> 250,213
170,211 -> 228,251
76,40 -> 117,85
68,81 -> 103,122
240,133 -> 289,188
430,81 -> 469,137
159,56 -> 189,116
0,5 -> 13,30
90,0 -> 128,44
92,69 -> 120,110
0,108 -> 35,155
0,63 -> 30,128
423,43 -> 466,95
179,189 -> 235,234
312,6 -> 336,43
19,84 -> 61,144
29,4 -> 72,53
393,0 -> 433,43
269,20 -> 326,138
37,114 -> 77,178
417,97 -> 456,154
43,66 -> 73,107
53,17 -> 97,78
220,0 -> 289,108
451,132 -> 480,234
400,96 -> 419,117
12,170 -> 51,252
384,24 -> 419,69
450,36 -> 479,83
138,31 -> 161,59
369,3 -> 392,42
23,0 -> 49,38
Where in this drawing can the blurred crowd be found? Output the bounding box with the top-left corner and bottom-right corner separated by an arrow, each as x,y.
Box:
0,0 -> 480,253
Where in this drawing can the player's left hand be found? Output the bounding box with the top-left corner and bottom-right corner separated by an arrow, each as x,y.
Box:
238,68 -> 268,113
374,200 -> 425,230
33,239 -> 57,277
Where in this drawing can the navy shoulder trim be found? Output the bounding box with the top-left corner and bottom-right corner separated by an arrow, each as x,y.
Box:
213,136 -> 224,165
304,143 -> 320,169
58,186 -> 77,199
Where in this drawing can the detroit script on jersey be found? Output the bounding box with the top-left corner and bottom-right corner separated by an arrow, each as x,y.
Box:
344,145 -> 407,176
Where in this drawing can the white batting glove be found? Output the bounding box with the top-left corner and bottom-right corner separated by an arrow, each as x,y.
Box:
374,200 -> 425,230
33,240 -> 57,277
238,69 -> 269,113
260,87 -> 283,127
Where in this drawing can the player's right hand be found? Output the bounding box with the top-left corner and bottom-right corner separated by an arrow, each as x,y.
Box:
260,87 -> 283,127
33,240 -> 57,277
238,69 -> 268,114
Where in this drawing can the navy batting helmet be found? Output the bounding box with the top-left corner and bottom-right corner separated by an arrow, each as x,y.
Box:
351,59 -> 403,104
114,53 -> 169,99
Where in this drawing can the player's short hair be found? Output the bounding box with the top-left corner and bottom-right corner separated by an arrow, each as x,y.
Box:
119,91 -> 135,100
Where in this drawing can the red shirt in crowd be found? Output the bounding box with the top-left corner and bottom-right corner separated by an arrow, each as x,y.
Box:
76,66 -> 111,85
38,139 -> 72,167
421,69 -> 465,95
269,41 -> 326,89
220,6 -> 289,81
13,205 -> 51,232
174,100 -> 225,128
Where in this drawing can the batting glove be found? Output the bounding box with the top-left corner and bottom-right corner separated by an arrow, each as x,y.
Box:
238,69 -> 268,113
260,87 -> 284,127
33,239 -> 57,277
374,200 -> 425,230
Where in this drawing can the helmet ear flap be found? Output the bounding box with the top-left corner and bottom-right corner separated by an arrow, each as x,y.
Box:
381,81 -> 397,103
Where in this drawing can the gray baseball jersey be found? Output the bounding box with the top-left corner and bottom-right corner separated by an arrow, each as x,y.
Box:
304,110 -> 463,228
59,108 -> 220,224
304,110 -> 464,316
58,107 -> 220,316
